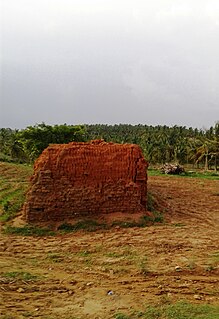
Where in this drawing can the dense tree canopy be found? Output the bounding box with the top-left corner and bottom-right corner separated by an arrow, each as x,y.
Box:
0,123 -> 86,163
0,122 -> 218,170
85,123 -> 219,170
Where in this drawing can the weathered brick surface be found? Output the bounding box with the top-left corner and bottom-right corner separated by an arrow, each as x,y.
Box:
23,140 -> 148,222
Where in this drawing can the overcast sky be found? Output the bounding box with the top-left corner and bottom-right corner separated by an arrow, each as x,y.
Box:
1,0 -> 219,129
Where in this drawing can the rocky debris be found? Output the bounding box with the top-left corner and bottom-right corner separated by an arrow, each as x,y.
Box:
23,140 -> 148,222
194,294 -> 203,300
160,163 -> 185,175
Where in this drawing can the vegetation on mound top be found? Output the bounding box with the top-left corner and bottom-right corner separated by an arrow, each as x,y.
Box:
114,301 -> 219,319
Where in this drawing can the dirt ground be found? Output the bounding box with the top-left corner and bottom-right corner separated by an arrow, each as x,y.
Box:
0,175 -> 219,319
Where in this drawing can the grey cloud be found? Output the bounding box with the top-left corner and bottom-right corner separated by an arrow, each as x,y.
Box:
1,0 -> 219,128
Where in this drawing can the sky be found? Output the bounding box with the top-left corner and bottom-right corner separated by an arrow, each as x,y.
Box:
1,0 -> 219,129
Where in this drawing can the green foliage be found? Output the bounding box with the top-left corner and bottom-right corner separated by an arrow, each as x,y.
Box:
0,189 -> 26,222
58,214 -> 164,233
111,220 -> 141,228
184,170 -> 219,180
147,191 -> 157,211
18,123 -> 86,161
47,253 -> 64,263
0,162 -> 33,222
86,123 -> 219,170
115,314 -> 130,319
148,168 -> 219,180
114,301 -> 219,319
147,192 -> 164,222
0,128 -> 27,163
1,123 -> 219,167
111,214 -> 163,229
3,225 -> 55,236
138,256 -> 149,275
2,271 -> 38,281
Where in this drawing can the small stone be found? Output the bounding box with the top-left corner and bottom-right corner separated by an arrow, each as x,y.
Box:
194,294 -> 202,300
86,282 -> 93,286
17,288 -> 25,293
175,266 -> 182,271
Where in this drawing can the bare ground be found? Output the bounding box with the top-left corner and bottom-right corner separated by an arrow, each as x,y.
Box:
0,175 -> 219,318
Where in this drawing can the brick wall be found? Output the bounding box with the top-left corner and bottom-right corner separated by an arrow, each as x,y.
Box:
23,140 -> 148,222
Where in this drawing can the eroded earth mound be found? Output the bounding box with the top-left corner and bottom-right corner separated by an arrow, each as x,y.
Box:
23,140 -> 148,223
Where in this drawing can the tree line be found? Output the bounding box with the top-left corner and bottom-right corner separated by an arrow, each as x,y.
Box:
0,122 -> 218,170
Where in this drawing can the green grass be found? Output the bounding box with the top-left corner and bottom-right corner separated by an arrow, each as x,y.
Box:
47,253 -> 64,263
58,211 -> 164,234
138,256 -> 149,275
110,213 -> 164,229
0,189 -> 27,222
3,225 -> 55,236
114,301 -> 219,319
148,168 -> 163,176
148,168 -> 219,180
0,162 -> 33,222
1,271 -> 39,281
77,250 -> 91,257
211,251 -> 219,261
172,223 -> 186,227
184,171 -> 219,180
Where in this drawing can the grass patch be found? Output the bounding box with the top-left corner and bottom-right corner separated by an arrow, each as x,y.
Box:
115,315 -> 130,319
105,251 -> 124,258
147,192 -> 164,223
211,251 -> 219,262
138,256 -> 149,275
0,189 -> 26,222
148,168 -> 163,176
47,253 -> 64,263
111,213 -> 164,229
1,271 -> 39,281
111,220 -> 141,228
77,250 -> 91,257
0,162 -> 33,222
148,167 -> 219,180
184,171 -> 219,180
147,191 -> 157,211
3,225 -> 55,236
172,223 -> 186,227
114,301 -> 219,319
